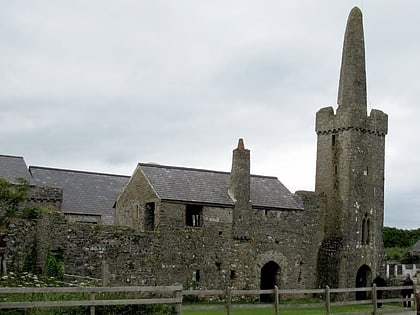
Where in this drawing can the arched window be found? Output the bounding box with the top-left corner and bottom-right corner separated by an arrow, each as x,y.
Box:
361,213 -> 370,245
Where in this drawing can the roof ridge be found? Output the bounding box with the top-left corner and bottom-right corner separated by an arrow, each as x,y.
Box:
0,154 -> 25,159
29,165 -> 130,178
138,163 -> 278,179
138,163 -> 231,175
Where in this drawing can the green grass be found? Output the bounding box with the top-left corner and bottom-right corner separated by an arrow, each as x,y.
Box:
182,302 -> 408,315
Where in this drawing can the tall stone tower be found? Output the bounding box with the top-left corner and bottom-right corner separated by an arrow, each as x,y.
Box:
315,7 -> 388,289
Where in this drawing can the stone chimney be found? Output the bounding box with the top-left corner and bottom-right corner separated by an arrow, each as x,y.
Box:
229,139 -> 252,240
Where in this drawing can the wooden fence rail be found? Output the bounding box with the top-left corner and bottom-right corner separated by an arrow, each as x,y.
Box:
0,284 -> 418,315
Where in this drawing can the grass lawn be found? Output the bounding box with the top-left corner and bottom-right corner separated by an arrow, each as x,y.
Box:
182,302 -> 409,315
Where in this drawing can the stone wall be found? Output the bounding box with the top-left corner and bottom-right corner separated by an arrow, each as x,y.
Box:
5,213 -> 159,286
2,189 -> 326,292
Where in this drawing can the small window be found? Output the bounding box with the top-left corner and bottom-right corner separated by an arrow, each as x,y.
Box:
194,270 -> 201,282
361,213 -> 370,245
332,134 -> 336,146
135,204 -> 140,219
186,204 -> 202,227
230,270 -> 236,280
145,202 -> 155,231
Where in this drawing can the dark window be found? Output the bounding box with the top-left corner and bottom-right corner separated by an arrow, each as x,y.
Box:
230,270 -> 236,280
145,202 -> 155,231
361,213 -> 370,245
194,270 -> 200,282
186,204 -> 202,227
332,134 -> 336,146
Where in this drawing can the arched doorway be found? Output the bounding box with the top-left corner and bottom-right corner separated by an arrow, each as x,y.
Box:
355,265 -> 372,300
260,261 -> 280,302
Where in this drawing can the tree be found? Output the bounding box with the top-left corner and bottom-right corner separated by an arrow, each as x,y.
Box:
383,227 -> 420,262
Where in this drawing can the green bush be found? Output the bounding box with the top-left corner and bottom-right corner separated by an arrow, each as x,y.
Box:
0,178 -> 29,225
22,241 -> 38,273
45,250 -> 64,280
21,206 -> 42,219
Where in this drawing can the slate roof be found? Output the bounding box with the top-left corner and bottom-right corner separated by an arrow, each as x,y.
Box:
139,163 -> 304,210
0,155 -> 32,184
30,167 -> 130,225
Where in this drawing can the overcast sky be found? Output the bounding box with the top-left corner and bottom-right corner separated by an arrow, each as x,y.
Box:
1,1 -> 419,229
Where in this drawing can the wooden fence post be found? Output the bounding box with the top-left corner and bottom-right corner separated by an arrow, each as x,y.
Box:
226,287 -> 232,315
372,284 -> 377,315
174,285 -> 182,315
90,292 -> 95,315
101,261 -> 109,286
325,286 -> 330,315
274,285 -> 279,315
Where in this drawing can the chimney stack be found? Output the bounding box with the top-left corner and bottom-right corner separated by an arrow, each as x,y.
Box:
229,139 -> 252,240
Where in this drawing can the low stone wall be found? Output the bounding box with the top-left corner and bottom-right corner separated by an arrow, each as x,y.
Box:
3,213 -> 157,286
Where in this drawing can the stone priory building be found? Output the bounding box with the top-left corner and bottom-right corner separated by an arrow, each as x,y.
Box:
114,6 -> 388,292
0,7 -> 388,294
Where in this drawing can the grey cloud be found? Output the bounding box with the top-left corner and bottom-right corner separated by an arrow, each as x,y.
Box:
0,1 -> 419,228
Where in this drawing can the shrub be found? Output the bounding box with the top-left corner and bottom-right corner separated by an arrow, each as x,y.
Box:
45,250 -> 64,280
21,206 -> 42,219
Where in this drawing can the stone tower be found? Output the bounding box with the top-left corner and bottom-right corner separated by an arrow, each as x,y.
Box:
229,138 -> 253,240
315,7 -> 388,289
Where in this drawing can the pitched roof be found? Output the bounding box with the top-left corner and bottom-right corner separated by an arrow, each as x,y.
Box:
30,166 -> 130,225
139,163 -> 304,210
0,155 -> 32,184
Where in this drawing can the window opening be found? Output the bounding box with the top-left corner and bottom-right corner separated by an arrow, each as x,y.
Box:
144,202 -> 155,231
332,134 -> 336,146
361,213 -> 370,245
194,270 -> 200,282
186,204 -> 203,227
230,270 -> 236,280
135,204 -> 140,219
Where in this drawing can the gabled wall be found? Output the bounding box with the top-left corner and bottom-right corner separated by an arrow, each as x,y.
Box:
115,165 -> 160,231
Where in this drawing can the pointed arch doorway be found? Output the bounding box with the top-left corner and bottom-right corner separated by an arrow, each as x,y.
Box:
355,265 -> 372,300
260,261 -> 280,302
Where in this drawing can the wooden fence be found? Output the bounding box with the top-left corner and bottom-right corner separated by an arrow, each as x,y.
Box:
0,284 -> 418,315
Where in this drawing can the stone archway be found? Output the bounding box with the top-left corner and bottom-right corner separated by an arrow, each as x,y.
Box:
355,264 -> 372,300
260,261 -> 280,302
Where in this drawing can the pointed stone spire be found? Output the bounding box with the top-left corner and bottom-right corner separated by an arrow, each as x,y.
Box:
337,7 -> 367,109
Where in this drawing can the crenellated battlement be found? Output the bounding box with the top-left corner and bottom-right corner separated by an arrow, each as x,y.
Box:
316,106 -> 388,136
